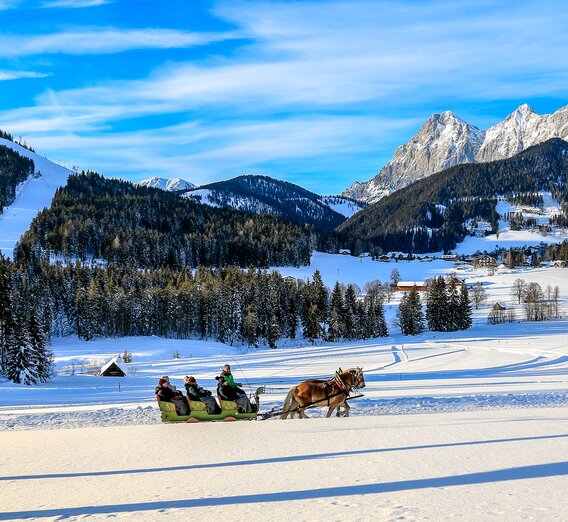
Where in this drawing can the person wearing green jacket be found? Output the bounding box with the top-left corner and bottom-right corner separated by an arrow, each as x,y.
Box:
216,364 -> 253,413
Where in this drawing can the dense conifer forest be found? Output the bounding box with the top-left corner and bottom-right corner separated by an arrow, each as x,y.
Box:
15,172 -> 342,268
0,258 -> 389,383
0,144 -> 35,212
339,139 -> 568,253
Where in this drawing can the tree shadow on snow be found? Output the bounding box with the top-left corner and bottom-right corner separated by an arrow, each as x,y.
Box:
2,434 -> 566,483
1,460 -> 567,519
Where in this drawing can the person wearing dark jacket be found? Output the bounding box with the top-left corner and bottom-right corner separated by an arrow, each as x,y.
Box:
155,375 -> 189,416
184,376 -> 221,414
216,364 -> 253,413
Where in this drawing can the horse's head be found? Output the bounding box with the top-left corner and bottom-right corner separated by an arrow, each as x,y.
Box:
351,367 -> 365,389
343,367 -> 365,389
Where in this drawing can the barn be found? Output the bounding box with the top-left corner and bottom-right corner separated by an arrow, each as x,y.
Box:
100,357 -> 127,377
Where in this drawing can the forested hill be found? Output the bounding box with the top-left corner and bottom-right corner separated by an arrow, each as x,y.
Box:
0,143 -> 35,212
15,172 -> 330,269
182,174 -> 348,231
338,138 -> 568,253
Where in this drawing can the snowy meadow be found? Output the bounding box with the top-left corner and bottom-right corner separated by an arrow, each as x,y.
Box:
1,254 -> 567,520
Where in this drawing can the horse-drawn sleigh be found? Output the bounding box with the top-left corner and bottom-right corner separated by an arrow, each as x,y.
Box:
156,367 -> 365,422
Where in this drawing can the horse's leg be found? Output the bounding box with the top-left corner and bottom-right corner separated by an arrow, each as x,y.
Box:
343,402 -> 351,417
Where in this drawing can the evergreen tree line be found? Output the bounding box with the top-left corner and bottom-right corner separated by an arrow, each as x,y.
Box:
0,130 -> 36,152
0,257 -> 53,385
396,278 -> 472,335
1,259 -> 388,365
0,145 -> 35,212
15,172 -> 341,269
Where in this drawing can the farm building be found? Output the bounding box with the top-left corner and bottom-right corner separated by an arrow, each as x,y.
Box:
100,357 -> 127,377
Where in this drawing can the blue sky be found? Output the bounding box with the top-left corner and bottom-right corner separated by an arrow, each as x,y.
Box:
0,0 -> 567,194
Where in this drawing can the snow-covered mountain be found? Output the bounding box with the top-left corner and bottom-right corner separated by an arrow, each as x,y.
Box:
137,176 -> 195,192
344,111 -> 484,203
344,104 -> 568,204
476,104 -> 568,162
182,175 -> 348,231
0,137 -> 71,258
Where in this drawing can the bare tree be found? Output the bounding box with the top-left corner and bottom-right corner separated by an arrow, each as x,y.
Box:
471,282 -> 487,309
510,278 -> 526,304
390,268 -> 401,286
364,280 -> 385,303
553,285 -> 560,318
523,282 -> 544,321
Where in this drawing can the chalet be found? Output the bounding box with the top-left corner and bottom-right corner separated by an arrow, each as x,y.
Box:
359,252 -> 371,258
339,249 -> 351,255
100,357 -> 127,377
551,260 -> 568,268
441,254 -> 458,262
472,255 -> 497,267
492,302 -> 507,311
378,255 -> 391,262
393,281 -> 428,292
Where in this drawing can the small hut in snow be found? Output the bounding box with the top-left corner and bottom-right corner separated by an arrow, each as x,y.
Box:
100,357 -> 127,377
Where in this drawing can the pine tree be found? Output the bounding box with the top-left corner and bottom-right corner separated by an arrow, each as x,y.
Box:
28,314 -> 52,382
0,257 -> 13,375
446,279 -> 461,331
303,303 -> 320,344
7,320 -> 41,385
343,284 -> 358,340
457,285 -> 473,330
267,315 -> 280,349
328,282 -> 344,341
397,286 -> 425,335
426,277 -> 447,331
243,306 -> 258,347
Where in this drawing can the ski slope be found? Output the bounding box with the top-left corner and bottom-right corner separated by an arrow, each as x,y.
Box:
0,138 -> 71,258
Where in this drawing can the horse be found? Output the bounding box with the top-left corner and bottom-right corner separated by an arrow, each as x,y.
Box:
280,367 -> 365,419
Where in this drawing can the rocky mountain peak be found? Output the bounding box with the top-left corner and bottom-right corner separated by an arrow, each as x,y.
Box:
343,103 -> 568,204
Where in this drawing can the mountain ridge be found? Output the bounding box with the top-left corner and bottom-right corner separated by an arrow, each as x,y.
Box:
343,104 -> 568,203
338,138 -> 568,253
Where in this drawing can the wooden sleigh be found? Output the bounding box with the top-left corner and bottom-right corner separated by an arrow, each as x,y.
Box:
157,398 -> 258,423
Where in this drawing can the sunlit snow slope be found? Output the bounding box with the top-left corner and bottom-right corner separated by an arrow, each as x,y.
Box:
0,138 -> 71,258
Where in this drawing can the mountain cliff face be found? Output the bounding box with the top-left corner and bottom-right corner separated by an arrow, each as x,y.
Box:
477,104 -> 568,162
344,104 -> 568,204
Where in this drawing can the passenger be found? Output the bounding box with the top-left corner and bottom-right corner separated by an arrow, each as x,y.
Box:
184,376 -> 221,415
216,364 -> 253,413
155,375 -> 189,416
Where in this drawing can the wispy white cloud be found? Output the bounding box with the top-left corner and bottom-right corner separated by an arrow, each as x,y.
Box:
14,115 -> 419,189
0,0 -> 20,10
0,27 -> 237,56
2,0 -> 568,193
0,70 -> 51,81
42,0 -> 111,7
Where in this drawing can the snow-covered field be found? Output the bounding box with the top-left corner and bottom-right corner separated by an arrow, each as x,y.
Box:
1,408 -> 566,521
1,256 -> 568,519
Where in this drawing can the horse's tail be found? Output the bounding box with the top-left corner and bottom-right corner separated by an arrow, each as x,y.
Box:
280,387 -> 297,420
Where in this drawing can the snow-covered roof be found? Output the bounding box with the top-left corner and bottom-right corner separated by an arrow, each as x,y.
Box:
100,357 -> 127,376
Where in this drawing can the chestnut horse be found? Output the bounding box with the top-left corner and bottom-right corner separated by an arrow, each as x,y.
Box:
280,367 -> 365,419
